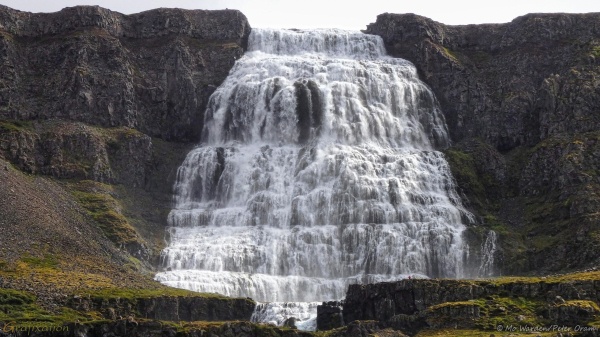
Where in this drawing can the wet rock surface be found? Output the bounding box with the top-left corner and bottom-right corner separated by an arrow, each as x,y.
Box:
317,301 -> 344,331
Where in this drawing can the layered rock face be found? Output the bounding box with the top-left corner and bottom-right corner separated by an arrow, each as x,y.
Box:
69,294 -> 255,322
366,12 -> 600,150
343,279 -> 600,333
367,13 -> 600,273
0,5 -> 251,142
0,5 -> 250,266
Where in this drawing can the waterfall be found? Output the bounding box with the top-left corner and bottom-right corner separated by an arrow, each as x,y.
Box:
479,230 -> 498,277
155,28 -> 473,330
251,302 -> 321,331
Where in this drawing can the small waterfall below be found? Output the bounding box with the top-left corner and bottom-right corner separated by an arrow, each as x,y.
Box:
155,28 -> 474,330
479,230 -> 498,277
251,302 -> 321,331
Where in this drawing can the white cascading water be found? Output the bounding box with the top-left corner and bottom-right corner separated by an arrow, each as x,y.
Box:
155,28 -> 473,330
479,230 -> 498,277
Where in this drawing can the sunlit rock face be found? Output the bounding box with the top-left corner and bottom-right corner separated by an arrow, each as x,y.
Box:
155,28 -> 473,329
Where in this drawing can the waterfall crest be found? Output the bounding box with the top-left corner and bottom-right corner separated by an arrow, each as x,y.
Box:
156,28 -> 473,328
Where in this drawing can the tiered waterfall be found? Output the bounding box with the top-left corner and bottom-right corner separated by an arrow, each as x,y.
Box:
155,28 -> 473,330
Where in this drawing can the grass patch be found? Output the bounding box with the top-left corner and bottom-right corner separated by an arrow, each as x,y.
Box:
73,190 -> 140,247
0,289 -> 102,326
0,262 -> 116,292
0,119 -> 33,133
486,270 -> 600,285
75,287 -> 238,302
425,296 -> 549,330
20,254 -> 58,269
442,46 -> 462,63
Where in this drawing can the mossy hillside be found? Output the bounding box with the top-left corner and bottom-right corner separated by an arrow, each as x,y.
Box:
441,46 -> 463,65
73,189 -> 140,247
445,133 -> 600,274
443,141 -> 501,214
0,260 -> 116,293
473,296 -> 548,329
74,287 -> 242,302
1,120 -> 186,266
422,295 -> 600,333
20,253 -> 59,269
0,288 -> 102,326
70,180 -> 143,251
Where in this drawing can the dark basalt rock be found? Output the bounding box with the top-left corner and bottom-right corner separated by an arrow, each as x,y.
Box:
68,294 -> 256,322
0,5 -> 251,143
366,12 -> 600,150
343,279 -> 600,333
317,301 -> 344,331
367,12 -> 600,274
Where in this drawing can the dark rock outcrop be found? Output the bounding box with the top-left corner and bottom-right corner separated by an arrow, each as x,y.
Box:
367,13 -> 600,274
0,5 -> 251,143
317,301 -> 344,331
69,294 -> 256,322
343,279 -> 600,333
0,320 -> 313,337
366,12 -> 600,150
0,120 -> 150,186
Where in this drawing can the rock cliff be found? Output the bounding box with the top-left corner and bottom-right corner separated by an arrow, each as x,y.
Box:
367,13 -> 600,274
0,5 -> 249,268
0,4 -> 250,324
344,277 -> 600,334
0,5 -> 251,142
68,292 -> 255,322
366,12 -> 600,150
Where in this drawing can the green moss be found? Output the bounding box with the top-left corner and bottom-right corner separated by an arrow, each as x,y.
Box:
444,149 -> 488,211
73,191 -> 140,246
442,46 -> 462,63
75,287 -> 249,303
0,259 -> 9,271
428,300 -> 484,311
559,300 -> 600,311
0,289 -> 36,307
0,289 -> 97,326
0,119 -> 33,133
20,254 -> 59,269
467,296 -> 548,330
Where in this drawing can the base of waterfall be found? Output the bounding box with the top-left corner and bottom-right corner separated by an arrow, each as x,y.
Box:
155,270 -> 427,331
251,302 -> 321,331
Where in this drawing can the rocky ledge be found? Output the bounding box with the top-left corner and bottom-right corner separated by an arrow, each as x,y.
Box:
342,276 -> 600,335
68,292 -> 256,322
